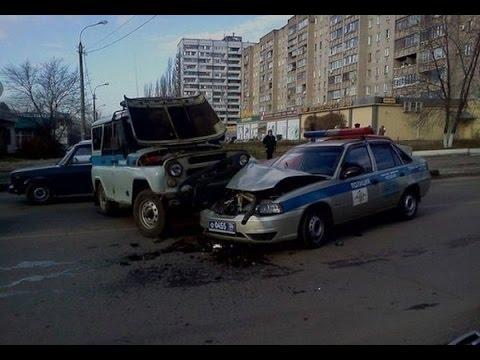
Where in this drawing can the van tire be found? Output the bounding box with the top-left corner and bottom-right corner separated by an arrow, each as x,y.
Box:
133,189 -> 166,238
97,183 -> 118,215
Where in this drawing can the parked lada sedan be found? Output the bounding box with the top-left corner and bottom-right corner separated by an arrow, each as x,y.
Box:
8,140 -> 93,204
200,127 -> 431,248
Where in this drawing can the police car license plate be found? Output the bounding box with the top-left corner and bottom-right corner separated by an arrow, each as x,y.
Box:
208,220 -> 236,234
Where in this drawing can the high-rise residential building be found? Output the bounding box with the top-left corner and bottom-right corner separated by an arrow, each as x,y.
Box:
241,15 -> 397,117
177,35 -> 254,125
392,15 -> 480,99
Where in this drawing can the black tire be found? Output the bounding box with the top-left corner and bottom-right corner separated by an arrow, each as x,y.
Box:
26,182 -> 52,205
133,189 -> 166,238
96,182 -> 118,215
397,189 -> 419,220
298,207 -> 330,249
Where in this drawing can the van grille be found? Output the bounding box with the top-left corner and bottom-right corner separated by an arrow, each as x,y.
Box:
188,153 -> 226,164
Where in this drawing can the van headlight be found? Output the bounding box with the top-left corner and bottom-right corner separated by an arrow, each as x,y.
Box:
238,154 -> 249,167
167,162 -> 183,177
256,201 -> 283,215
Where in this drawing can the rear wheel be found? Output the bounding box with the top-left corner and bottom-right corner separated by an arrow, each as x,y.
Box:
298,208 -> 330,248
397,189 -> 418,220
26,183 -> 52,205
133,189 -> 166,238
96,183 -> 118,215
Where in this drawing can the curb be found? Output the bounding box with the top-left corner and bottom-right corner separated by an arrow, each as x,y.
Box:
414,148 -> 480,157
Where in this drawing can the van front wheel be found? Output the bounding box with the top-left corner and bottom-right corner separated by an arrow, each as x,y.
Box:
133,189 -> 166,238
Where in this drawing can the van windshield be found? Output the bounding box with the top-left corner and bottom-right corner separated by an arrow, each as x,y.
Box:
128,101 -> 222,142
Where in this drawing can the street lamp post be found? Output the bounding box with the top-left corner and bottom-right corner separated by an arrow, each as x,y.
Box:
78,20 -> 108,140
93,82 -> 109,122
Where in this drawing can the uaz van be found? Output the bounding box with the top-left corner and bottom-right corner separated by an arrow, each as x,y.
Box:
90,95 -> 250,238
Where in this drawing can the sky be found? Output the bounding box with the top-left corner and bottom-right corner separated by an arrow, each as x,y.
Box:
0,15 -> 292,118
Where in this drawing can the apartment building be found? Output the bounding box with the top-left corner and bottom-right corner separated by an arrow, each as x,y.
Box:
177,35 -> 254,124
392,15 -> 480,99
242,15 -> 397,117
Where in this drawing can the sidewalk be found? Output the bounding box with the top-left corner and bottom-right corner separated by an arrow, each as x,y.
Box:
425,154 -> 480,178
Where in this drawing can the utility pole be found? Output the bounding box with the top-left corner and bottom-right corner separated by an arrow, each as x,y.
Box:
78,41 -> 86,139
78,20 -> 108,140
92,91 -> 96,122
93,82 -> 109,123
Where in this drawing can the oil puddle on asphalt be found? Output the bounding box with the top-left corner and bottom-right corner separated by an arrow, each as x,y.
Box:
446,236 -> 480,249
119,237 -> 302,289
405,303 -> 439,311
323,257 -> 389,269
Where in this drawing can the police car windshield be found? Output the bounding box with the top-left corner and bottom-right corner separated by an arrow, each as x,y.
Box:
272,146 -> 343,177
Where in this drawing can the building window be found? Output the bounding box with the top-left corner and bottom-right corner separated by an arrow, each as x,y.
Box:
386,29 -> 390,39
384,83 -> 389,93
344,20 -> 359,35
368,36 -> 371,46
374,85 -> 379,94
385,48 -> 389,57
345,37 -> 358,50
465,43 -> 473,56
376,33 -> 380,42
368,18 -> 372,28
384,65 -> 389,74
366,86 -> 371,95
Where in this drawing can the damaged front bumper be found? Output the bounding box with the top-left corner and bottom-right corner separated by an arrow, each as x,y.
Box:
200,208 -> 303,244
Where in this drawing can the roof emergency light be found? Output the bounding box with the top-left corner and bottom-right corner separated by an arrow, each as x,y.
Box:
304,127 -> 375,140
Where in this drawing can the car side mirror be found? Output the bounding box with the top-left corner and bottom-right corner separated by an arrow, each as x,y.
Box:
72,156 -> 79,164
341,165 -> 364,179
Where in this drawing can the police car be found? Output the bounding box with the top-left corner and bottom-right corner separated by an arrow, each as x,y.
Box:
90,94 -> 249,238
200,127 -> 431,248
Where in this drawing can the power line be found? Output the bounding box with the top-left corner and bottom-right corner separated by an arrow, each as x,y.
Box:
87,15 -> 157,54
89,16 -> 137,49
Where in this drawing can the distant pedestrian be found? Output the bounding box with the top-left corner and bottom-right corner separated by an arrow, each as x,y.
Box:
354,123 -> 361,128
263,130 -> 277,160
378,125 -> 386,136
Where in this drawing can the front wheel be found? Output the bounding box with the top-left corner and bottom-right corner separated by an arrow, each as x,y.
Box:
397,190 -> 419,220
26,183 -> 52,205
133,189 -> 166,238
298,208 -> 330,249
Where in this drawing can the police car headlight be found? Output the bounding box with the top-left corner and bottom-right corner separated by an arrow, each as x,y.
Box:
256,201 -> 283,215
168,162 -> 183,177
238,154 -> 249,167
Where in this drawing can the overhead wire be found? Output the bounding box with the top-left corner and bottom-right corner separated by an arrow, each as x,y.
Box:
89,15 -> 137,49
87,15 -> 157,54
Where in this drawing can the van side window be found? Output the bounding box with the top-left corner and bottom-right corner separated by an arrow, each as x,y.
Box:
112,120 -> 128,156
92,127 -> 102,151
394,145 -> 413,164
102,123 -> 113,154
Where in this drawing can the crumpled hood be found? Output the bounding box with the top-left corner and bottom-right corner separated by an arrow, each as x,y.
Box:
227,162 -> 320,192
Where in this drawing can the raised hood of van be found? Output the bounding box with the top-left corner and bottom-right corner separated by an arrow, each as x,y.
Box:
122,94 -> 226,146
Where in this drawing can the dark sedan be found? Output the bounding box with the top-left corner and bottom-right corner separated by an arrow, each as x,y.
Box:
8,140 -> 93,204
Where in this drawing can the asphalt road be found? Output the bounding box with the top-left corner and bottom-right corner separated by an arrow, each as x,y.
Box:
1,176 -> 480,344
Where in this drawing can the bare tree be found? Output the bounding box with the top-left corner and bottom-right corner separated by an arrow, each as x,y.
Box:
143,55 -> 182,98
304,112 -> 346,131
417,15 -> 480,147
1,58 -> 81,148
